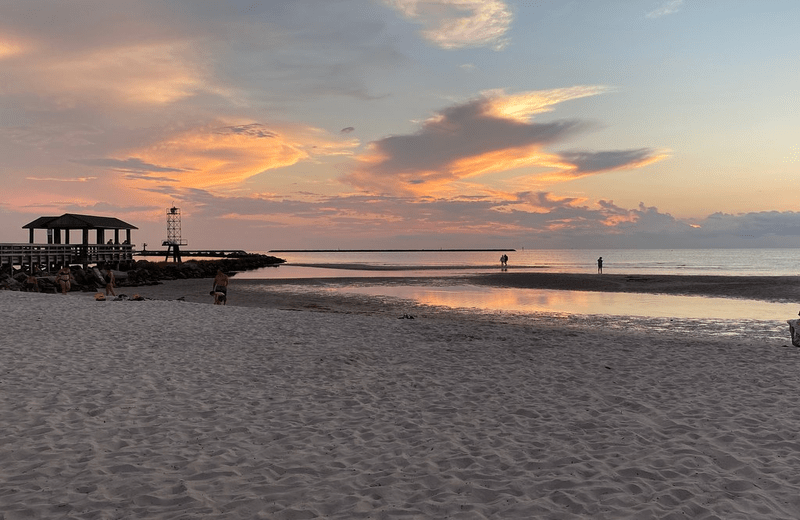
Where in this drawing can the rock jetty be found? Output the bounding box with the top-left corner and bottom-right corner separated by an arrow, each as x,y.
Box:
1,254 -> 285,293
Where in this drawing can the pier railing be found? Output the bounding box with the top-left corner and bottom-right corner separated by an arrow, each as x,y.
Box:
0,243 -> 134,269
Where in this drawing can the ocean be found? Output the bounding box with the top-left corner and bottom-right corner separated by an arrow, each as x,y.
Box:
254,248 -> 800,277
233,249 -> 800,337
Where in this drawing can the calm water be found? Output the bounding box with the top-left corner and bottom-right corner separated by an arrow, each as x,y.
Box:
235,249 -> 800,328
256,248 -> 800,277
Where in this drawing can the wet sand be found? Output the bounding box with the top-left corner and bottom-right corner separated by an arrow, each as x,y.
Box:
468,272 -> 800,303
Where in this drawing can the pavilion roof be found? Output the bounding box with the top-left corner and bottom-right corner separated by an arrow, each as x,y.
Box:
22,213 -> 138,230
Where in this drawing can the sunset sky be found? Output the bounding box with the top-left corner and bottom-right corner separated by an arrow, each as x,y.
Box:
1,0 -> 798,250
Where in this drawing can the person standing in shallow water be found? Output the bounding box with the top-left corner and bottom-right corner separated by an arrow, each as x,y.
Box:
597,257 -> 603,274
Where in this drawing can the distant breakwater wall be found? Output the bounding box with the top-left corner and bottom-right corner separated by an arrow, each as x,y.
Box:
2,254 -> 285,293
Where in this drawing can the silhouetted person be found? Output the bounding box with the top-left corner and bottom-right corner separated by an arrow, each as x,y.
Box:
104,268 -> 116,296
212,270 -> 229,305
597,257 -> 603,274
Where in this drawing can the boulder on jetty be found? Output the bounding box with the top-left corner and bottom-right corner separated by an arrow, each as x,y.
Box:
1,253 -> 284,293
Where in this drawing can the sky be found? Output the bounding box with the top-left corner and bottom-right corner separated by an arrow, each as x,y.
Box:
1,0 -> 799,250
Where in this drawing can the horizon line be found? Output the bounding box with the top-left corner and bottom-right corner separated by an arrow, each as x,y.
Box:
268,249 -> 517,253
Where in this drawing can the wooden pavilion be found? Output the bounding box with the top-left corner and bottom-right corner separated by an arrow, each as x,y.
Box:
0,214 -> 138,271
23,214 -> 137,246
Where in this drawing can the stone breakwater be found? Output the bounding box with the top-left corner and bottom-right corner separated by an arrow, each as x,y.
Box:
1,254 -> 285,293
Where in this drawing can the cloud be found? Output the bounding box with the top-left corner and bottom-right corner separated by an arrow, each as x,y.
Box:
382,0 -> 513,50
120,173 -> 182,183
126,125 -> 300,188
3,39 -> 212,107
133,185 -> 800,249
120,121 -> 359,189
0,36 -> 25,59
646,0 -> 684,19
0,0 -> 383,210
74,157 -> 190,174
540,148 -> 671,181
0,0 -> 400,120
696,211 -> 800,239
345,87 -> 665,196
340,127 -> 355,134
25,176 -> 97,182
218,124 -> 279,139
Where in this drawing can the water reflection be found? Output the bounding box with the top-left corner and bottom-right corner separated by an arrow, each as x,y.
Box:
336,284 -> 796,321
236,265 -> 495,279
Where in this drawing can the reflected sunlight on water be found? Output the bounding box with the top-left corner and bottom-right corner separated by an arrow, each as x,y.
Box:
237,281 -> 796,342
333,285 -> 796,321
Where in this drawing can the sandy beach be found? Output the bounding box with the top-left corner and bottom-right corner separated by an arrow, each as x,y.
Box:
3,278 -> 800,519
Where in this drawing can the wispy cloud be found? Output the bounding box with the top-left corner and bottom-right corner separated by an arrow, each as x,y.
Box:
118,121 -> 357,189
73,157 -> 190,174
383,0 -> 513,50
26,176 -> 96,182
5,40 -> 213,106
646,0 -> 684,19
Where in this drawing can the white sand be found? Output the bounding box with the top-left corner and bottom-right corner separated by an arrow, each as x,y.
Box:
2,289 -> 800,519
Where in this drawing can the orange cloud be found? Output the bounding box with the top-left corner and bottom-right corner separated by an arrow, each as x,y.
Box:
0,37 -> 25,59
127,122 -> 357,189
602,214 -> 639,227
483,86 -> 613,121
449,146 -> 572,179
43,42 -> 209,105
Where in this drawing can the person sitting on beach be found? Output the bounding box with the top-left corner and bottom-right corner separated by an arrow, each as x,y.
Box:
56,266 -> 73,294
212,269 -> 229,305
104,268 -> 116,297
23,274 -> 39,292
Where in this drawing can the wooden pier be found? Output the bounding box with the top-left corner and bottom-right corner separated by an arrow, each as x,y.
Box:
1,243 -> 134,271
